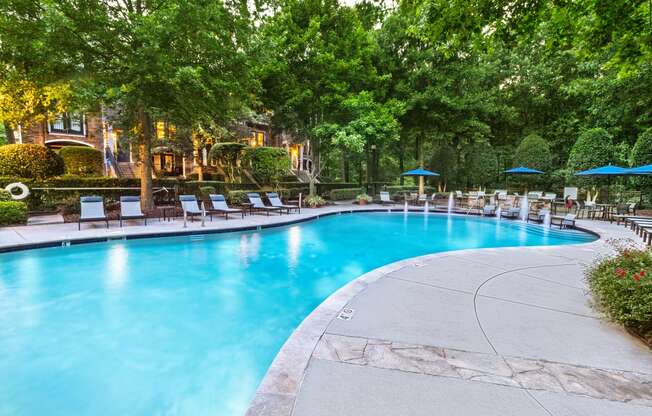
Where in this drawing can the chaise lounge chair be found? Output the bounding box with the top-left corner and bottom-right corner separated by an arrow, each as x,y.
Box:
551,213 -> 576,229
208,194 -> 244,219
179,195 -> 205,222
482,205 -> 496,216
501,207 -> 521,220
79,196 -> 109,230
247,193 -> 281,215
527,209 -> 550,224
379,191 -> 395,205
119,196 -> 147,227
267,192 -> 300,213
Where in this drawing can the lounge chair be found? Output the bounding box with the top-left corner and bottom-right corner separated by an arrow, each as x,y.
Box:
482,205 -> 496,216
267,192 -> 300,213
79,196 -> 109,230
501,207 -> 521,219
179,195 -> 204,222
379,191 -> 395,205
247,193 -> 281,215
119,196 -> 147,227
527,209 -> 550,223
208,194 -> 244,219
551,213 -> 577,229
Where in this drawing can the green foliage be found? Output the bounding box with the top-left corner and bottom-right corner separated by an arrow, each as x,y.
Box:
226,190 -> 257,204
0,144 -> 64,179
0,189 -> 11,201
0,200 -> 27,226
199,186 -> 216,201
304,194 -> 326,208
242,147 -> 290,185
58,146 -> 104,176
356,193 -> 372,203
586,244 -> 652,343
465,142 -> 499,187
631,127 -> 652,188
209,142 -> 248,183
329,187 -> 363,201
567,128 -> 615,172
514,134 -> 552,172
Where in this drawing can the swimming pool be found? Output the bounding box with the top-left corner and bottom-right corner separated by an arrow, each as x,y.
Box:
0,212 -> 595,415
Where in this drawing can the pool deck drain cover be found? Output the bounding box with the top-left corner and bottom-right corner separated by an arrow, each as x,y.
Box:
338,308 -> 355,321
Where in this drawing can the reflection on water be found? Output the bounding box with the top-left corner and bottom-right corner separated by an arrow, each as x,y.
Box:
0,213 -> 594,416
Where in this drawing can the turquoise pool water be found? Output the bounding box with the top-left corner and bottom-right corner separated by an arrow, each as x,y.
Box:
0,213 -> 595,415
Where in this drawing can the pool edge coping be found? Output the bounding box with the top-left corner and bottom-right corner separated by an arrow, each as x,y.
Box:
244,221 -> 607,416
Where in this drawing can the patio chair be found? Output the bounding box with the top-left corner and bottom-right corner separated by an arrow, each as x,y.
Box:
208,194 -> 244,219
379,191 -> 395,205
79,196 -> 109,230
247,193 -> 281,215
527,209 -> 550,224
179,195 -> 205,222
501,207 -> 521,220
267,192 -> 300,213
482,204 -> 496,216
551,213 -> 577,229
119,196 -> 147,227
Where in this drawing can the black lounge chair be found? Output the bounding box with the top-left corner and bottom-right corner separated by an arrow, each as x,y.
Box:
266,192 -> 300,213
208,194 -> 244,219
119,196 -> 147,227
247,193 -> 281,215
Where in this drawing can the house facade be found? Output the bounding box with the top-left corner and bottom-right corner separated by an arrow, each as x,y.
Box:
13,112 -> 310,179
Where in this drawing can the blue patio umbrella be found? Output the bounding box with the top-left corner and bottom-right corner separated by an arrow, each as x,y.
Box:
401,168 -> 439,195
628,163 -> 652,175
504,166 -> 544,175
575,165 -> 631,202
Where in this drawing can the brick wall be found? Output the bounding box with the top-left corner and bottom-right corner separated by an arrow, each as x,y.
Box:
21,113 -> 103,150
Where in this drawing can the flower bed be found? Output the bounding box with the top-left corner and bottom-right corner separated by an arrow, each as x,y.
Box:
586,242 -> 652,346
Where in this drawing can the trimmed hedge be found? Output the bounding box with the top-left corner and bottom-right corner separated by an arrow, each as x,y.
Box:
0,144 -> 64,179
59,146 -> 104,176
0,201 -> 28,226
0,189 -> 11,201
586,244 -> 652,345
242,147 -> 290,185
330,187 -> 363,201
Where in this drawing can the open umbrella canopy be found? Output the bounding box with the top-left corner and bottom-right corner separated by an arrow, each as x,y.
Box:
401,168 -> 440,176
575,165 -> 630,176
504,166 -> 544,175
628,164 -> 652,175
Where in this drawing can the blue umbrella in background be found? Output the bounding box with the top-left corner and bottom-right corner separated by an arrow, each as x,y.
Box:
504,166 -> 544,193
504,166 -> 544,175
575,165 -> 631,202
401,168 -> 439,196
628,164 -> 652,175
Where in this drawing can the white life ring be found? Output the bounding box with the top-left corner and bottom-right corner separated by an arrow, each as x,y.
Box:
4,182 -> 30,200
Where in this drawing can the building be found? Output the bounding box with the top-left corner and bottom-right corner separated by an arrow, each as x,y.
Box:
13,111 -> 311,179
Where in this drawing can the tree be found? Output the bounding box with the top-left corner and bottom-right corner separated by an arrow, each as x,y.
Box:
514,134 -> 553,171
2,0 -> 255,209
209,142 -> 248,183
567,128 -> 616,172
631,128 -> 652,187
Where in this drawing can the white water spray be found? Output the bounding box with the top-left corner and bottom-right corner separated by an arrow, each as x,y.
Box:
424,200 -> 429,214
496,205 -> 502,220
404,199 -> 408,213
519,195 -> 529,221
448,192 -> 454,214
543,210 -> 551,228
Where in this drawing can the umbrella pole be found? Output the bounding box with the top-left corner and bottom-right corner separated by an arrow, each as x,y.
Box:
419,176 -> 424,196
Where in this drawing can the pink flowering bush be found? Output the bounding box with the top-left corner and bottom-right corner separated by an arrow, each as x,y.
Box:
586,241 -> 652,344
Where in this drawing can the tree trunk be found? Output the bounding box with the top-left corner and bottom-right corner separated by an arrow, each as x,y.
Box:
4,122 -> 15,144
138,108 -> 154,211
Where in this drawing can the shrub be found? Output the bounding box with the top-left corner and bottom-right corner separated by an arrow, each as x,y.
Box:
227,189 -> 258,204
356,193 -> 372,203
0,189 -> 11,201
0,144 -> 64,179
631,128 -> 652,188
242,147 -> 290,185
209,142 -> 247,182
199,186 -> 216,201
59,146 -> 104,176
586,242 -> 652,344
567,128 -> 615,173
514,134 -> 552,172
330,187 -> 363,200
0,201 -> 28,226
304,194 -> 326,207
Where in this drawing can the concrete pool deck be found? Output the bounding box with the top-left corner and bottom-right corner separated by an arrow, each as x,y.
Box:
1,207 -> 650,415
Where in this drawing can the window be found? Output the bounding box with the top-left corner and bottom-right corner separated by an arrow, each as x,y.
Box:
48,113 -> 85,135
249,131 -> 265,147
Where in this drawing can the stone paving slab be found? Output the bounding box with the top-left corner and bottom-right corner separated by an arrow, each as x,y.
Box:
385,255 -> 505,293
293,359 -> 550,416
327,277 -> 494,353
312,333 -> 652,405
476,296 -> 652,372
516,263 -> 589,290
530,390 -> 652,416
478,269 -> 597,317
